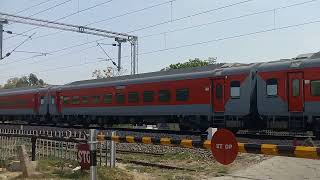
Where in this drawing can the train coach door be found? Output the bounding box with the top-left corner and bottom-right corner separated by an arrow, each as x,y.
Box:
288,72 -> 304,112
33,93 -> 39,114
56,91 -> 62,114
213,78 -> 225,112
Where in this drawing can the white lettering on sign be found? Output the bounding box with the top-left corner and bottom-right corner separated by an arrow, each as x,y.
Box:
215,144 -> 232,150
78,150 -> 90,164
225,144 -> 232,149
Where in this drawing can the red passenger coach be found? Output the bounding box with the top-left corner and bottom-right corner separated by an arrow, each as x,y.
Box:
0,87 -> 38,121
0,52 -> 319,138
257,52 -> 320,137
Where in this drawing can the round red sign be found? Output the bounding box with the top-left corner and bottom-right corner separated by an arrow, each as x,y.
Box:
78,143 -> 90,170
211,129 -> 238,165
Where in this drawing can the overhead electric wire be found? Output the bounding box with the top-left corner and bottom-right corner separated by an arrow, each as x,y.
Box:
3,0 -> 317,66
0,32 -> 36,60
4,0 -> 73,38
25,0 -> 73,18
7,0 -> 251,44
2,17 -> 320,79
4,0 -> 113,41
0,42 -> 98,66
86,0 -> 177,26
13,0 -> 177,41
12,0 -> 54,15
140,0 -> 319,38
2,0 -> 254,64
127,0 -> 255,33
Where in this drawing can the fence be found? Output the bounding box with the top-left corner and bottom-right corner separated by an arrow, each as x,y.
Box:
0,129 -> 116,169
0,128 -> 319,180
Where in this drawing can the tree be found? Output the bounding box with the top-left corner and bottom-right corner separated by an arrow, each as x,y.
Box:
161,57 -> 224,71
3,74 -> 46,89
92,66 -> 127,79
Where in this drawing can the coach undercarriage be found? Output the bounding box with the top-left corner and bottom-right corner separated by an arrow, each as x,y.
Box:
1,113 -> 319,138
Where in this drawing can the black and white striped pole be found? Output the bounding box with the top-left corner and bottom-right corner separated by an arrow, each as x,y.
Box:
89,129 -> 97,180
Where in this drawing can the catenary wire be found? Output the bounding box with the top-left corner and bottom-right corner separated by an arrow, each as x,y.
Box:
2,17 -> 320,79
4,0 -> 113,40
2,0 -> 317,66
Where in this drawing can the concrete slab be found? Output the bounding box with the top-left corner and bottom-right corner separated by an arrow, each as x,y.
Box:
212,156 -> 320,180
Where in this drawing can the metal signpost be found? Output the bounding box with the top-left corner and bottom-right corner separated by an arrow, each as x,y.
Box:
210,129 -> 239,165
77,143 -> 91,170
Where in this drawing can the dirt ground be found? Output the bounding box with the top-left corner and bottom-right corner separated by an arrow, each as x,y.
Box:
0,151 -> 269,180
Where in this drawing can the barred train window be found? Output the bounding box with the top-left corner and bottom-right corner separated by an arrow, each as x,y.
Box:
230,81 -> 240,98
82,96 -> 89,104
176,89 -> 189,101
266,78 -> 278,96
128,92 -> 139,103
92,96 -> 100,104
116,93 -> 125,103
159,90 -> 170,102
72,96 -> 80,104
311,80 -> 320,96
143,91 -> 154,102
104,94 -> 112,104
63,96 -> 69,104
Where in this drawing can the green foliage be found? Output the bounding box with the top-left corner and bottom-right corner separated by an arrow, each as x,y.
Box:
3,73 -> 46,89
161,57 -> 224,71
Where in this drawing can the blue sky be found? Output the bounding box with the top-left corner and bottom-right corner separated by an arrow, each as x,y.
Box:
1,0 -> 320,85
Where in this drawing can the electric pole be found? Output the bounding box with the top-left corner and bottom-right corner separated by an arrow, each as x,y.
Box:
0,20 -> 8,60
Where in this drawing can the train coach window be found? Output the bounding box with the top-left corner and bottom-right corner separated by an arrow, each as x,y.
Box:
63,96 -> 70,104
72,96 -> 80,104
176,89 -> 189,101
230,81 -> 240,98
92,96 -> 100,104
116,93 -> 125,103
40,96 -> 45,105
128,92 -> 139,103
51,96 -> 55,104
159,90 -> 170,102
104,94 -> 112,104
143,91 -> 154,102
82,96 -> 89,104
292,79 -> 300,97
216,84 -> 223,99
311,80 -> 320,96
266,78 -> 278,96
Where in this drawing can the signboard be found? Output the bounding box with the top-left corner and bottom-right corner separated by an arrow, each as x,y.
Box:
211,129 -> 238,165
78,143 -> 90,170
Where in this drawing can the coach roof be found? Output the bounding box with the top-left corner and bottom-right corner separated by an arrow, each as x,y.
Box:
257,52 -> 320,72
60,63 -> 256,90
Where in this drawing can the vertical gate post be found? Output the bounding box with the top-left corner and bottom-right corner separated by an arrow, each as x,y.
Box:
110,131 -> 116,168
105,131 -> 111,166
31,137 -> 37,161
89,129 -> 97,180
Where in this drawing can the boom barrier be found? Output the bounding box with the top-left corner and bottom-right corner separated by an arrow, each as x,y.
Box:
99,135 -> 320,159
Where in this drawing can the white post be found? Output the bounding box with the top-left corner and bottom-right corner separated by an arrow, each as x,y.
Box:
110,131 -> 116,168
207,127 -> 217,140
89,129 -> 97,180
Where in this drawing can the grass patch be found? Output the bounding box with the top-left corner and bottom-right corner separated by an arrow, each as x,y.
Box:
37,156 -> 87,179
98,166 -> 134,180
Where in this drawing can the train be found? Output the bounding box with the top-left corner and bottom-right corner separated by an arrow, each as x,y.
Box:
0,52 -> 319,138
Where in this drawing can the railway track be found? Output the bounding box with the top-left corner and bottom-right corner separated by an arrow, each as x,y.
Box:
0,123 -> 318,146
0,122 -> 203,137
